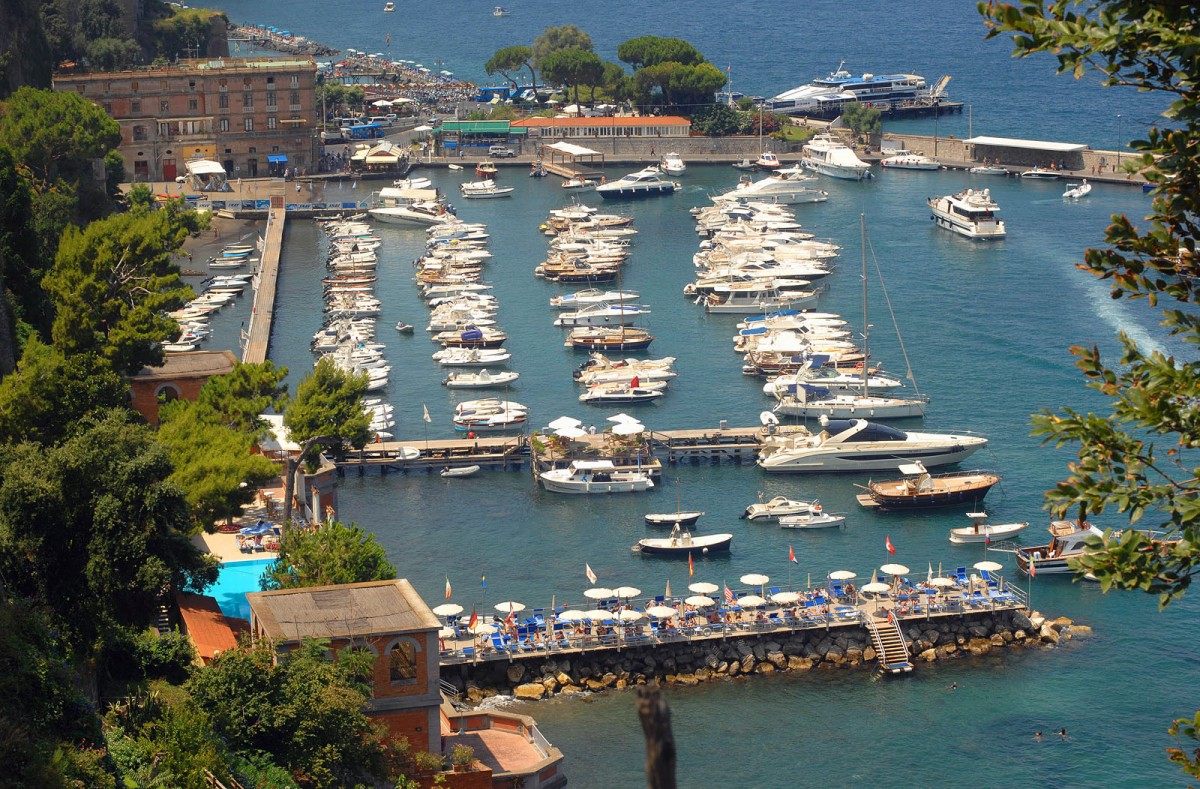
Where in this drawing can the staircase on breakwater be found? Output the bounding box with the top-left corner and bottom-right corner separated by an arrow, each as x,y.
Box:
866,610 -> 914,674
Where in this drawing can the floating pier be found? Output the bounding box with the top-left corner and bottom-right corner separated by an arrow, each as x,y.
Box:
241,200 -> 285,364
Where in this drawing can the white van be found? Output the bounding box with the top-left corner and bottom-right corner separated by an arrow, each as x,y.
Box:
367,115 -> 394,127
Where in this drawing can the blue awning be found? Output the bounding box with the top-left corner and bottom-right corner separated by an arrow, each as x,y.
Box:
267,154 -> 288,163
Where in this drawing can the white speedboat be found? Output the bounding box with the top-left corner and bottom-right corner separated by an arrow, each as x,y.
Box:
539,460 -> 654,494
460,179 -> 515,199
636,524 -> 732,555
369,188 -> 456,226
1020,166 -> 1061,180
579,383 -> 666,404
561,177 -> 597,190
443,369 -> 520,388
754,152 -> 783,171
779,503 -> 846,529
741,495 -> 815,521
928,188 -> 1006,240
659,152 -> 687,176
773,387 -> 928,420
706,283 -> 818,313
716,167 -> 829,205
1063,179 -> 1092,200
1015,520 -> 1104,575
596,168 -> 678,199
969,164 -> 1010,176
880,151 -> 941,170
551,288 -> 640,309
757,418 -> 988,473
432,347 -> 512,366
949,512 -> 1030,544
554,303 -> 650,327
800,133 -> 872,180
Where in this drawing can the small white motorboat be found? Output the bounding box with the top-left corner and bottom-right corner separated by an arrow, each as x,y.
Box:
448,164 -> 464,171
969,165 -> 1010,176
779,503 -> 845,529
741,494 -> 815,520
659,152 -> 686,176
395,321 -> 415,334
948,512 -> 1030,544
579,383 -> 666,404
443,369 -> 520,388
644,511 -> 704,527
1063,179 -> 1092,200
635,524 -> 732,555
539,460 -> 654,494
433,348 -> 512,367
1020,166 -> 1061,180
441,464 -> 481,478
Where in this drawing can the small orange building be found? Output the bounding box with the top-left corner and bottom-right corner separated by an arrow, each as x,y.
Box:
246,579 -> 443,753
129,349 -> 238,425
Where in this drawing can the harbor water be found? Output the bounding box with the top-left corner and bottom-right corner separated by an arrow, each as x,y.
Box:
194,2 -> 1196,785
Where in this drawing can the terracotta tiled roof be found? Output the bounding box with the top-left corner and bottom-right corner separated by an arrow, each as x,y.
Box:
248,578 -> 440,643
511,116 -> 690,128
176,592 -> 249,661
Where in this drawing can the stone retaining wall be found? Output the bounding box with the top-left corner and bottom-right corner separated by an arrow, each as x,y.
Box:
448,609 -> 1089,703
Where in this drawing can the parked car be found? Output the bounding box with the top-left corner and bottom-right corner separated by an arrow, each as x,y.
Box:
489,145 -> 517,158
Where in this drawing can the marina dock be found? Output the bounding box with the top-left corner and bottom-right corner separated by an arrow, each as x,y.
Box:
241,199 -> 286,363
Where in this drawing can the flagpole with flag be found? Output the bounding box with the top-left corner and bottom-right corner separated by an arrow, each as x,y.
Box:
445,576 -> 452,601
688,552 -> 694,578
422,403 -> 431,450
789,544 -> 797,589
586,562 -> 597,585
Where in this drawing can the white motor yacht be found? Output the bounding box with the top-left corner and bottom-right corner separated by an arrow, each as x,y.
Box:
553,303 -> 650,327
741,495 -> 816,520
756,418 -> 987,473
716,167 -> 829,205
928,188 -> 1006,240
799,133 -> 872,180
368,187 -> 455,226
551,288 -> 640,309
880,150 -> 941,170
659,152 -> 687,176
596,168 -> 678,199
539,460 -> 655,494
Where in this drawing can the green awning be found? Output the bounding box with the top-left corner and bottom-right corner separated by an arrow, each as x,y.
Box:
439,120 -> 522,135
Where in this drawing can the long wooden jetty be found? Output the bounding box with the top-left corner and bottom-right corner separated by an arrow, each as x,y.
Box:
335,424 -> 793,476
241,198 -> 285,364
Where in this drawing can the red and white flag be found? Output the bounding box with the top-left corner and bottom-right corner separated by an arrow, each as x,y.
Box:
586,563 -> 597,585
468,607 -> 478,630
886,535 -> 896,555
724,584 -> 735,604
789,545 -> 798,564
445,576 -> 452,601
1029,558 -> 1037,578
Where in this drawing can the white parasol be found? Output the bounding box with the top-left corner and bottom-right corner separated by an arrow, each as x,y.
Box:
371,99 -> 393,107
555,426 -> 588,439
612,422 -> 644,436
583,609 -> 614,621
616,609 -> 644,622
880,563 -> 911,576
613,586 -> 642,599
412,124 -> 434,132
929,577 -> 957,588
646,605 -> 679,618
688,582 -> 718,594
432,603 -> 463,616
469,622 -> 496,635
438,627 -> 455,639
740,573 -> 770,586
737,594 -> 768,607
548,416 -> 583,430
494,601 -> 526,613
685,595 -> 715,607
584,587 -> 615,600
557,609 -> 588,621
771,591 -> 801,604
862,582 -> 891,594
607,413 -> 641,425
829,570 -> 857,580
973,560 -> 1003,573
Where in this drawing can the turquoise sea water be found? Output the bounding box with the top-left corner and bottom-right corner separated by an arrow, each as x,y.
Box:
190,2 -> 1199,785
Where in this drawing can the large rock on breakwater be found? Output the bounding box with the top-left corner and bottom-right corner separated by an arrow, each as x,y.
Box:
446,609 -> 1089,703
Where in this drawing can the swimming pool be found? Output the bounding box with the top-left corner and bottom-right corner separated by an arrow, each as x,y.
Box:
208,558 -> 273,620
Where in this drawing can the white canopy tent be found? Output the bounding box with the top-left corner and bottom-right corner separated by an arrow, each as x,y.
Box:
184,159 -> 230,192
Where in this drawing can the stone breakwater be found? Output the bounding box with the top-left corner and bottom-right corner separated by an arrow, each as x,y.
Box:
450,610 -> 1091,703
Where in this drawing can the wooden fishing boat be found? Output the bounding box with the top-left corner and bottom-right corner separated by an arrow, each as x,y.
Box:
565,327 -> 654,351
634,524 -> 732,555
856,462 -> 1001,509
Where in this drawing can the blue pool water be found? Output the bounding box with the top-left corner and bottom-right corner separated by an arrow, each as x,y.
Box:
208,558 -> 274,620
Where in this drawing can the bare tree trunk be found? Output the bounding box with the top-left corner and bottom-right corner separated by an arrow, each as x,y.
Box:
636,685 -> 676,789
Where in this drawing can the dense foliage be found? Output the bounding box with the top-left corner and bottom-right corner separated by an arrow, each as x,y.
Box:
261,520 -> 397,590
284,356 -> 371,465
980,0 -> 1200,777
485,45 -> 535,96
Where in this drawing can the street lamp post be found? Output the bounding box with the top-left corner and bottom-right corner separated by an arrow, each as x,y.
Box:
1116,113 -> 1122,171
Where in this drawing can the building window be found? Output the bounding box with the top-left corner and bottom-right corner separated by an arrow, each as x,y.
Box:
188,98 -> 198,111
290,76 -> 299,88
290,91 -> 300,106
158,122 -> 169,137
387,639 -> 418,683
188,79 -> 196,90
267,116 -> 277,130
219,118 -> 229,132
218,78 -> 227,91
131,100 -> 141,114
103,103 -> 113,115
131,81 -> 139,92
266,91 -> 277,107
218,94 -> 229,109
244,118 -> 254,132
155,384 -> 180,403
242,93 -> 253,108
160,100 -> 169,112
266,76 -> 275,85
132,125 -> 148,141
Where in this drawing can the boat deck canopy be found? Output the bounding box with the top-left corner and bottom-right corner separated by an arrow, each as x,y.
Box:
571,459 -> 617,470
963,136 -> 1087,153
545,141 -> 601,157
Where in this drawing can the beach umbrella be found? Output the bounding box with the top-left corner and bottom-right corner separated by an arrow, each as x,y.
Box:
468,622 -> 496,635
613,586 -> 642,599
738,594 -> 768,607
646,605 -> 679,618
584,587 -> 615,600
554,426 -> 588,439
616,609 -> 644,622
862,582 -> 891,594
771,591 -> 801,604
929,577 -> 957,588
685,595 -> 715,607
494,601 -> 525,613
412,124 -> 435,132
880,563 -> 910,576
548,416 -> 583,430
612,422 -> 645,436
973,560 -> 1003,573
607,413 -> 641,425
432,603 -> 463,617
740,573 -> 770,586
829,570 -> 857,580
557,609 -> 587,621
583,609 -> 613,621
688,582 -> 718,595
372,99 -> 393,107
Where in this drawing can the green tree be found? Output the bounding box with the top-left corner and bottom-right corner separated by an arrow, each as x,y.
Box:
194,360 -> 289,436
0,409 -> 217,657
616,36 -> 704,69
841,103 -> 882,138
532,24 -> 592,66
43,197 -> 206,374
0,337 -> 128,445
979,0 -> 1200,778
485,45 -> 535,97
539,49 -> 604,106
283,357 -> 371,466
188,638 -> 389,789
691,102 -> 741,137
0,86 -> 121,185
261,520 -> 396,590
315,82 -> 365,120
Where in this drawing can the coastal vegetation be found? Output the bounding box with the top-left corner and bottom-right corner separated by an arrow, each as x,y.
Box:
980,0 -> 1200,777
261,520 -> 398,590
